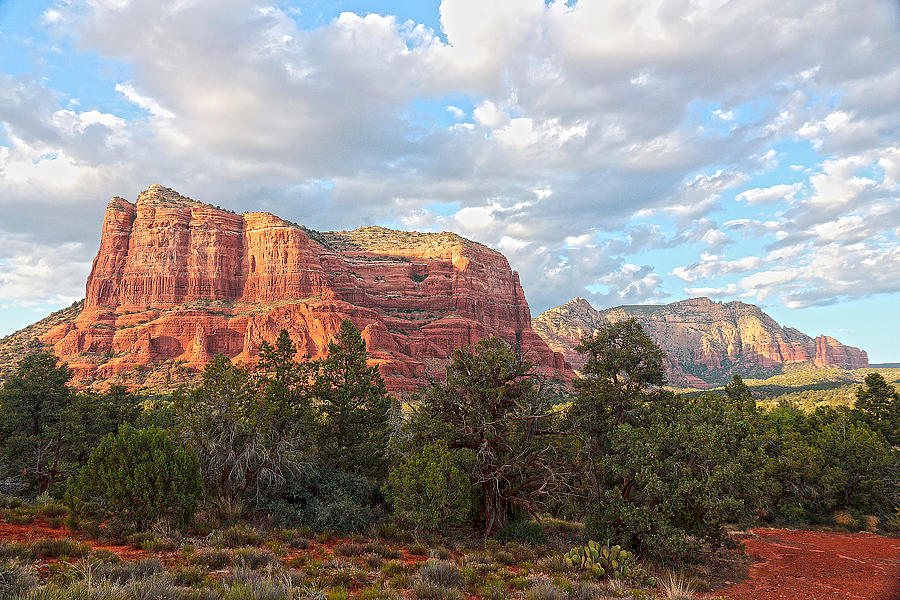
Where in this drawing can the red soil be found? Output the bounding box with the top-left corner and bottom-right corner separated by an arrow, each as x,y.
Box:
714,528 -> 900,600
0,520 -> 148,561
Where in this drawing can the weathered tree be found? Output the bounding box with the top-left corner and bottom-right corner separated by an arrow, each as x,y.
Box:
174,348 -> 308,516
0,352 -> 74,492
416,337 -> 570,533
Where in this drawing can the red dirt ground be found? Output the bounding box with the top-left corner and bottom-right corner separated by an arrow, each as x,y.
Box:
0,520 -> 148,561
713,528 -> 900,600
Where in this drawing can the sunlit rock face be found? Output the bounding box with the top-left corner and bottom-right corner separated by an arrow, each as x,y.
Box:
534,297 -> 868,387
43,185 -> 572,393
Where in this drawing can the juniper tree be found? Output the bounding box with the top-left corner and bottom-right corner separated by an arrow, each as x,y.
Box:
415,337 -> 570,534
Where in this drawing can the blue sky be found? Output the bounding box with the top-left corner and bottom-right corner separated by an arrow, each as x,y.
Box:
0,0 -> 898,361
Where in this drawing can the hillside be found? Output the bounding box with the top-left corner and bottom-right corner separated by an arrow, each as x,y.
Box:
0,300 -> 84,380
534,297 -> 868,387
684,365 -> 900,411
28,185 -> 571,393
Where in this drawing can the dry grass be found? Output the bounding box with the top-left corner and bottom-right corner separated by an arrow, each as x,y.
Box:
659,571 -> 697,600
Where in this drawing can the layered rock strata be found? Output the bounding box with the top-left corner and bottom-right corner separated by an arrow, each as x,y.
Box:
43,185 -> 571,392
533,297 -> 868,387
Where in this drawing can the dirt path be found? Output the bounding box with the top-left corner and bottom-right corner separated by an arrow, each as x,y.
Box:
715,528 -> 900,600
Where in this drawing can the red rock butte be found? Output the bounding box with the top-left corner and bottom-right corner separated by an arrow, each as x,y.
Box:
534,297 -> 868,388
42,185 -> 572,392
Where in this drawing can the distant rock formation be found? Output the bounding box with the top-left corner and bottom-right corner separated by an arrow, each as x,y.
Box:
533,297 -> 868,387
39,185 -> 571,392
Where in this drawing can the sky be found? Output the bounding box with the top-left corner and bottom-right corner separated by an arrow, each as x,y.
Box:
0,0 -> 898,362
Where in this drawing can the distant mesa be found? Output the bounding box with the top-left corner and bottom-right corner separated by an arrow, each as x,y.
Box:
533,296 -> 869,388
15,184 -> 572,392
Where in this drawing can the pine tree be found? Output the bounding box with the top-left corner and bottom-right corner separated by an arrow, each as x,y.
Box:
312,319 -> 395,478
855,372 -> 900,445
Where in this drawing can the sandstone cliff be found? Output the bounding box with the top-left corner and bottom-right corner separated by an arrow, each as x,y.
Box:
41,185 -> 571,392
533,297 -> 868,387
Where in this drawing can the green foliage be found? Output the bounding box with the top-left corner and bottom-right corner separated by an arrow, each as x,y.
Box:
384,440 -> 470,532
574,318 -> 665,428
584,392 -> 766,559
575,321 -> 766,560
762,405 -> 898,521
495,519 -> 547,546
312,320 -> 395,478
65,424 -> 201,532
416,560 -> 464,589
0,352 -> 74,493
854,372 -> 900,445
174,350 -> 307,514
262,461 -> 378,532
564,541 -> 635,580
414,337 -> 569,533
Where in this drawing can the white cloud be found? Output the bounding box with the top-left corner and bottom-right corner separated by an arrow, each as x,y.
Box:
736,183 -> 801,205
0,0 -> 898,322
115,83 -> 176,119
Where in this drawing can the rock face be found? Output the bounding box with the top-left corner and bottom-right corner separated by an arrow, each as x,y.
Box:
42,185 -> 571,392
533,297 -> 868,387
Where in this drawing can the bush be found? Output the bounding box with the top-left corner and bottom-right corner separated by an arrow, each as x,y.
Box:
411,581 -> 464,600
262,462 -> 378,533
384,441 -> 470,532
217,525 -> 265,548
0,560 -> 37,599
417,560 -> 464,589
496,520 -> 546,546
65,425 -> 200,533
96,557 -> 165,584
28,538 -> 90,559
189,548 -> 232,570
526,582 -> 566,600
233,547 -> 276,570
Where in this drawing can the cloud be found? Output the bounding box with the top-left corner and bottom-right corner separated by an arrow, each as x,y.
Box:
736,183 -> 801,205
0,0 -> 897,324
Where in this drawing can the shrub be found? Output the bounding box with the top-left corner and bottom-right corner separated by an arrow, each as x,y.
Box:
477,579 -> 507,600
263,462 -> 379,533
381,560 -> 407,577
29,538 -> 90,559
126,574 -> 189,600
334,542 -> 370,557
96,557 -> 164,583
496,520 -> 546,546
233,547 -> 276,570
65,425 -> 201,533
372,543 -> 400,559
189,548 -> 232,570
384,442 -> 470,532
417,560 -> 464,589
526,582 -> 566,600
407,543 -> 428,557
289,538 -> 311,550
863,515 -> 880,532
0,560 -> 37,599
658,571 -> 697,600
411,581 -> 464,600
171,566 -> 207,586
217,525 -> 265,548
833,511 -> 859,530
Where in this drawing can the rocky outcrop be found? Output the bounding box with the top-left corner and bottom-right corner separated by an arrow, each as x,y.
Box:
42,185 -> 571,392
533,297 -> 868,387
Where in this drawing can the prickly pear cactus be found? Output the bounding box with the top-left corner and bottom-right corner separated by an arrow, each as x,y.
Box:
564,541 -> 635,580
